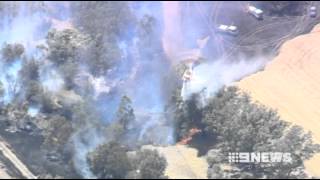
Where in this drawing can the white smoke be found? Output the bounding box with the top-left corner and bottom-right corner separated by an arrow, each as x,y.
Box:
160,1 -> 269,104
162,1 -> 185,61
71,128 -> 106,179
0,2 -> 69,104
0,60 -> 22,104
90,76 -> 111,99
40,63 -> 65,93
181,57 -> 268,102
27,106 -> 40,117
0,3 -> 49,58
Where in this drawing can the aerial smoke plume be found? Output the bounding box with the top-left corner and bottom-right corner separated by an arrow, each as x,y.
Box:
162,1 -> 184,61
0,2 -> 271,178
181,57 -> 268,102
161,2 -> 268,102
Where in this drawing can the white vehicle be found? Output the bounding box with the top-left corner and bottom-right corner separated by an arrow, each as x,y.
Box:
310,6 -> 317,18
248,5 -> 263,20
216,24 -> 239,36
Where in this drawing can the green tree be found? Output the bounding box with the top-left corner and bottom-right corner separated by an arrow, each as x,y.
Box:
137,15 -> 163,61
59,60 -> 78,90
203,87 -> 320,179
105,96 -> 135,141
20,58 -> 40,81
88,141 -> 131,179
173,90 -> 203,140
46,29 -> 89,89
71,2 -> 135,76
71,1 -> 134,40
80,36 -> 121,76
0,81 -> 5,101
71,101 -> 101,130
24,80 -> 43,104
20,59 -> 43,103
128,149 -> 168,179
1,43 -> 24,63
42,115 -> 73,153
46,29 -> 80,65
117,95 -> 135,131
203,87 -> 288,152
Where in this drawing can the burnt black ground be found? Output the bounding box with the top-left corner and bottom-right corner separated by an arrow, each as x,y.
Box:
0,120 -> 80,178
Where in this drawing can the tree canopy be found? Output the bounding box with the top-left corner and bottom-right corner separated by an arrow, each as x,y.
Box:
201,87 -> 320,179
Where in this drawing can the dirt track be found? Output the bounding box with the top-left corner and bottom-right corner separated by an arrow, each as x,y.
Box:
238,24 -> 320,177
0,138 -> 36,179
194,1 -> 320,59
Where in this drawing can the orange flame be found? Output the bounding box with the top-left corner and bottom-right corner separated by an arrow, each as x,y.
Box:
178,128 -> 202,145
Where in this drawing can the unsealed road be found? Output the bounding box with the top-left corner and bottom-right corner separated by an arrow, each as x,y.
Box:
0,138 -> 36,179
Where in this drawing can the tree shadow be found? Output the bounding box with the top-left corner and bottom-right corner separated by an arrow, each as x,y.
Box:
188,132 -> 217,157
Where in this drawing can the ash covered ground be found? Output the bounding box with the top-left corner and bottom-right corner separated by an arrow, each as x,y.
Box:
0,1 -> 319,179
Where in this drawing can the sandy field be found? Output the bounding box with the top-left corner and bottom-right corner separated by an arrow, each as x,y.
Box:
144,145 -> 208,179
238,24 -> 320,177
